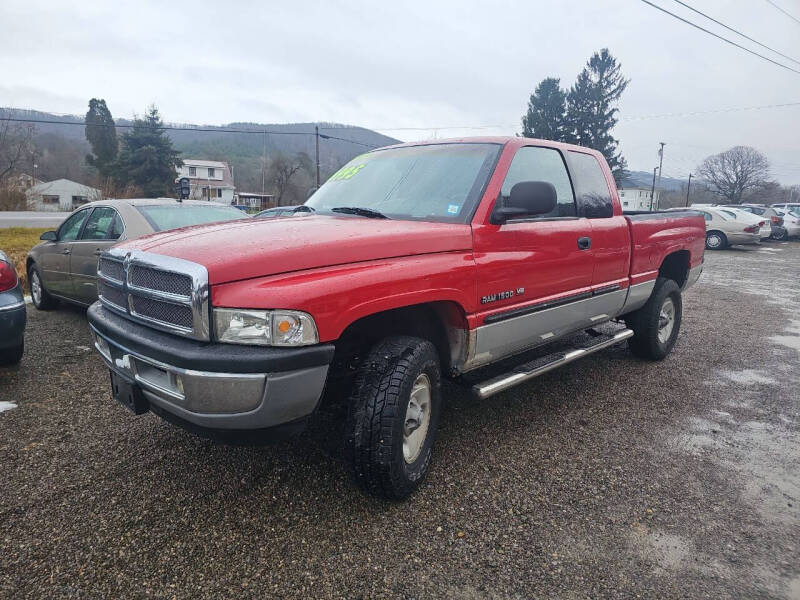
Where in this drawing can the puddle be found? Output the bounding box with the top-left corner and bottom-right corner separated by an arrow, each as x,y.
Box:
0,401 -> 18,413
630,527 -> 693,572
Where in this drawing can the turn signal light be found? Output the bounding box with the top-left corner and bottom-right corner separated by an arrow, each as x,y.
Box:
0,260 -> 18,293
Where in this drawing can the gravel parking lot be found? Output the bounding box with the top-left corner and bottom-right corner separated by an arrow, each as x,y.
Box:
1,242 -> 798,599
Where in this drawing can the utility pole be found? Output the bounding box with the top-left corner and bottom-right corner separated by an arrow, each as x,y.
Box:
261,129 -> 267,196
315,125 -> 320,188
685,173 -> 692,207
656,142 -> 665,209
649,167 -> 657,211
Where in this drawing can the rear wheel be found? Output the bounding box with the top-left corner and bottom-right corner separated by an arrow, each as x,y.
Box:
626,277 -> 682,361
705,231 -> 727,250
28,265 -> 58,310
349,335 -> 442,499
0,341 -> 24,366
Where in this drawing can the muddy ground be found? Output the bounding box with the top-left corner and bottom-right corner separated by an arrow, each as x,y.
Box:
1,241 -> 798,598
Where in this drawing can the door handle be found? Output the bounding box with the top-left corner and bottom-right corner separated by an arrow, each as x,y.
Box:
61,248 -> 71,255
577,236 -> 592,250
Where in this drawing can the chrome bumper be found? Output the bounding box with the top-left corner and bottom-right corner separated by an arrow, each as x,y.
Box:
90,327 -> 329,430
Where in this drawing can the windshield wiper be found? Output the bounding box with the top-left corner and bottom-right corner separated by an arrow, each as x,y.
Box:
330,206 -> 389,219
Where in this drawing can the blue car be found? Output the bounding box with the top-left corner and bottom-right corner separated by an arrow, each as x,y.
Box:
0,250 -> 26,365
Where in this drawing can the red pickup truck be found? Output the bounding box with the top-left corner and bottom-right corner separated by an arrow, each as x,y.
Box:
87,137 -> 704,499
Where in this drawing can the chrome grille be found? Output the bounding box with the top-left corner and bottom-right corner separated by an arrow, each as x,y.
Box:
129,265 -> 192,297
98,281 -> 126,309
130,296 -> 193,330
96,248 -> 210,340
98,257 -> 124,283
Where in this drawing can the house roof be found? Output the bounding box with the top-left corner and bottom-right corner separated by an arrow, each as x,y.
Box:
27,178 -> 100,195
183,159 -> 229,168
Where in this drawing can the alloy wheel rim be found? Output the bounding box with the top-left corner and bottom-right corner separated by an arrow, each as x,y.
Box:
707,234 -> 721,248
403,373 -> 432,464
658,297 -> 676,344
31,272 -> 41,304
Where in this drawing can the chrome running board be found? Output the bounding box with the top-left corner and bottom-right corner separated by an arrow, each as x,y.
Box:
472,328 -> 634,399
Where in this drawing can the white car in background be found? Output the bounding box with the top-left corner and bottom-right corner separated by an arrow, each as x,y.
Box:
716,207 -> 771,240
675,206 -> 761,250
773,208 -> 800,239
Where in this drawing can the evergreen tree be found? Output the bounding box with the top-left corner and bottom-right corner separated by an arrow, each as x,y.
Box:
565,49 -> 629,182
114,106 -> 183,197
84,98 -> 118,177
521,78 -> 567,141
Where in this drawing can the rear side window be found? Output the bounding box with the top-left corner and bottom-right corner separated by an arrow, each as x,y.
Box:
568,151 -> 613,218
81,207 -> 120,240
500,146 -> 575,218
136,205 -> 246,232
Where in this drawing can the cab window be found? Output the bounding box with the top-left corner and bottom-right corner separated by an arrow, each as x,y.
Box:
568,151 -> 613,218
81,207 -> 122,240
58,209 -> 90,241
500,146 -> 575,219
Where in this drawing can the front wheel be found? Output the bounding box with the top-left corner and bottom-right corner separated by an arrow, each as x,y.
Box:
349,336 -> 442,499
28,265 -> 58,310
705,231 -> 727,250
626,277 -> 682,361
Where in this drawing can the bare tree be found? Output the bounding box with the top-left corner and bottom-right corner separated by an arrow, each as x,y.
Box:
269,153 -> 312,205
697,146 -> 770,204
0,111 -> 35,185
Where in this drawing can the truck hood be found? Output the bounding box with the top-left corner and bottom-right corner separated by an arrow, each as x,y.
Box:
119,215 -> 474,285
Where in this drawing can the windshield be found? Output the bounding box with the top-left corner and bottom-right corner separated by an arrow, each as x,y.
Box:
305,143 -> 501,223
136,205 -> 247,231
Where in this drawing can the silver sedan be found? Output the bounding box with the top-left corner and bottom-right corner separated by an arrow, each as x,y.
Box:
26,199 -> 247,309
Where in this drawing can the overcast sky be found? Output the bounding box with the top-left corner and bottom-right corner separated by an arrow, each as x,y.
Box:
3,0 -> 799,184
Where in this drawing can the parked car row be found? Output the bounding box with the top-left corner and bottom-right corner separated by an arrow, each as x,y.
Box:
669,202 -> 800,250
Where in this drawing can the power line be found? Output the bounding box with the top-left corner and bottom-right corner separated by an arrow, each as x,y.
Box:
765,0 -> 800,26
0,116 -> 379,148
639,0 -> 800,75
670,0 -> 800,65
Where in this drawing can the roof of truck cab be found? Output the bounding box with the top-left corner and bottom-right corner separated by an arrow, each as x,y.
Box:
376,136 -> 605,157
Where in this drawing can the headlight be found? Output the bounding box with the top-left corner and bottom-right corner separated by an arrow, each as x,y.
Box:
213,308 -> 318,346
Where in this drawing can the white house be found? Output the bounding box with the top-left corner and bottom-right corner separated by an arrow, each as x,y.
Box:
618,187 -> 660,212
176,159 -> 236,204
25,179 -> 100,212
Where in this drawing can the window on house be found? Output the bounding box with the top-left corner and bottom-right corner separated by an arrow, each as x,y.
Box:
208,168 -> 215,178
202,187 -> 208,198
42,195 -> 59,204
71,196 -> 89,208
189,167 -> 196,176
216,189 -> 222,198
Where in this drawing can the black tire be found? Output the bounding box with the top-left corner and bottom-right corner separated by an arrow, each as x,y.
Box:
773,229 -> 789,241
625,277 -> 682,361
0,341 -> 24,366
705,230 -> 727,250
349,335 -> 442,499
28,264 -> 58,310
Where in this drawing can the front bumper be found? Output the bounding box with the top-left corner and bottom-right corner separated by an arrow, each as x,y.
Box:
88,302 -> 334,430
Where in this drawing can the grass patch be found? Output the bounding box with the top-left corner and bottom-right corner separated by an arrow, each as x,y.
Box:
0,227 -> 48,294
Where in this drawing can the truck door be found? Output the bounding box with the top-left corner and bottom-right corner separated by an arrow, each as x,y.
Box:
567,150 -> 630,319
472,145 -> 596,361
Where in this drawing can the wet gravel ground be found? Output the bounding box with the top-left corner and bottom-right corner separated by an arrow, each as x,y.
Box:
1,241 -> 799,599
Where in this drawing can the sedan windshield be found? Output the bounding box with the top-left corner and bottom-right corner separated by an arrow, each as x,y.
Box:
136,205 -> 247,231
305,143 -> 501,223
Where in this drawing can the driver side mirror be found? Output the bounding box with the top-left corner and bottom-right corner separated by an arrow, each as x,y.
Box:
490,181 -> 558,225
40,231 -> 57,241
